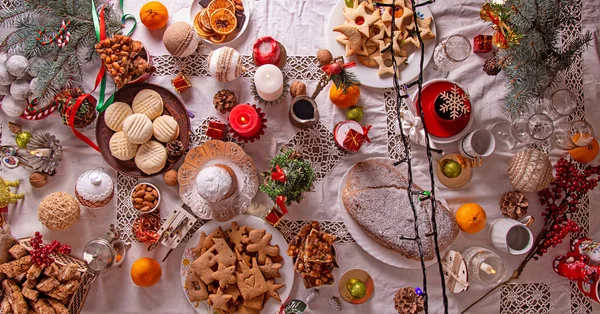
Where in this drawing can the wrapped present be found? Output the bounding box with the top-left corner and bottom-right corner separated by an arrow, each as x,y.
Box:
334,120 -> 371,152
171,72 -> 192,93
473,35 -> 493,53
343,129 -> 367,152
207,121 -> 226,139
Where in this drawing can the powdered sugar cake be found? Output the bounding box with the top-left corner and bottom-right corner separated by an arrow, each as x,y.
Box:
342,160 -> 459,261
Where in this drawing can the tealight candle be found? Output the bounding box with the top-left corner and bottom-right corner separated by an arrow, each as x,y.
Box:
254,64 -> 284,102
462,246 -> 505,286
253,37 -> 281,66
229,104 -> 262,138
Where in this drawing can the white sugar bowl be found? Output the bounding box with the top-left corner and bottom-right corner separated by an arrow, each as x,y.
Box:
75,168 -> 114,208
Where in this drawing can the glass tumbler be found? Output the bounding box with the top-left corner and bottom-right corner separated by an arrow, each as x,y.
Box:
551,120 -> 595,150
462,246 -> 506,286
550,89 -> 577,117
433,35 -> 472,72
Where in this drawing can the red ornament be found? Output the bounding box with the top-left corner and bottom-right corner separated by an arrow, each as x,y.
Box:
207,121 -> 227,139
228,104 -> 268,143
253,37 -> 281,66
271,165 -> 286,183
473,35 -> 493,53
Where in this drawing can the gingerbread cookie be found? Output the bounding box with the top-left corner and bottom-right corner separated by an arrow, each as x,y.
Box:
190,250 -> 217,285
210,238 -> 237,267
208,288 -> 232,312
243,293 -> 264,310
191,231 -> 208,256
258,257 -> 282,279
185,269 -> 209,301
246,230 -> 280,264
226,222 -> 248,253
211,263 -> 236,289
236,257 -> 268,300
265,279 -> 285,302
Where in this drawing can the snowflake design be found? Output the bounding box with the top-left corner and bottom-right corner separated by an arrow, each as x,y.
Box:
438,84 -> 470,120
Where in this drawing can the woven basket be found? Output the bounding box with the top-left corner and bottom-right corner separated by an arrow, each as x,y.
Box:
16,238 -> 96,314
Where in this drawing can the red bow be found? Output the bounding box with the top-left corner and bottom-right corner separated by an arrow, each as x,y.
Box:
362,125 -> 372,143
275,195 -> 288,214
271,165 -> 286,183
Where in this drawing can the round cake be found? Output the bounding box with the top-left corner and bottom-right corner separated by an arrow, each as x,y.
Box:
195,164 -> 238,203
342,160 -> 459,261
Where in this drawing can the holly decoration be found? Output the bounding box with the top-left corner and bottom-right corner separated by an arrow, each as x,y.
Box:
260,150 -> 315,206
30,232 -> 72,266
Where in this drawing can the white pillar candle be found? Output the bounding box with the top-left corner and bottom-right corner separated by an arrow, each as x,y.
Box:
254,64 -> 284,101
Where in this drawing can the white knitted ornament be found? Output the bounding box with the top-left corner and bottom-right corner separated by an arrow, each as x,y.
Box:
507,148 -> 553,192
0,85 -> 9,96
10,79 -> 31,100
0,63 -> 15,86
6,55 -> 29,77
1,94 -> 27,117
208,47 -> 244,82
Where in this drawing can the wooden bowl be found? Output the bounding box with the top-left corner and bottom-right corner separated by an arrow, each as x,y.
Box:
96,83 -> 190,178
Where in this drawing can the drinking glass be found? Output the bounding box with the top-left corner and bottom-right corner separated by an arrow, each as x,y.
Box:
550,120 -> 594,150
491,122 -> 517,151
462,246 -> 505,286
512,113 -> 554,144
425,35 -> 472,79
550,89 -> 577,117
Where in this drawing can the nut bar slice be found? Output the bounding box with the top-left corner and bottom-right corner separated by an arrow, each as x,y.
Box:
1,296 -> 13,314
2,279 -> 29,314
286,221 -> 320,258
31,298 -> 55,314
27,264 -> 44,281
46,299 -> 68,314
21,287 -> 39,302
43,264 -> 59,278
36,277 -> 60,293
57,264 -> 78,282
46,279 -> 79,302
8,244 -> 27,260
0,255 -> 32,278
302,229 -> 336,263
95,35 -> 138,88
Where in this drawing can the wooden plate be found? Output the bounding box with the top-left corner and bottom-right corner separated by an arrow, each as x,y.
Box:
96,83 -> 190,178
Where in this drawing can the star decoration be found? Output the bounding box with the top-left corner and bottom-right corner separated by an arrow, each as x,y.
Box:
343,2 -> 381,37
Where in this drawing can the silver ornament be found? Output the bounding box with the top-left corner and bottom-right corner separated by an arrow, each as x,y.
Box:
1,94 -> 27,117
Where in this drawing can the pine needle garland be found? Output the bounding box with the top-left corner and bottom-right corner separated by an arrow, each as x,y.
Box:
0,0 -> 123,104
260,150 -> 316,206
485,0 -> 592,117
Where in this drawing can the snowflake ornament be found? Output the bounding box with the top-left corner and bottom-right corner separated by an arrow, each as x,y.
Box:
438,85 -> 470,120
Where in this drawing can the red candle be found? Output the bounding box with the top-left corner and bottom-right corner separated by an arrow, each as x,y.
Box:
229,104 -> 262,138
253,37 -> 281,66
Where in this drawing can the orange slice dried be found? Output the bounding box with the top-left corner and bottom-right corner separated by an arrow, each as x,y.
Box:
207,0 -> 235,17
210,33 -> 227,43
194,12 -> 215,38
210,8 -> 237,35
199,8 -> 212,30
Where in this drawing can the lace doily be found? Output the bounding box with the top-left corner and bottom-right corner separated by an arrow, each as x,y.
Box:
500,283 -> 550,314
384,88 -> 409,161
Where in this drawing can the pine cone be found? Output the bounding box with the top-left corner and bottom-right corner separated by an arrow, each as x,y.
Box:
500,191 -> 529,219
483,57 -> 501,75
8,122 -> 22,134
394,287 -> 424,314
213,89 -> 237,113
166,140 -> 183,162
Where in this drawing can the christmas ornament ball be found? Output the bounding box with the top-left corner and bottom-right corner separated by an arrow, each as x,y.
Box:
442,160 -> 462,178
38,192 -> 81,230
10,79 -> 31,101
6,55 -> 29,77
347,278 -> 367,299
163,22 -> 200,57
346,106 -> 364,122
208,47 -> 244,82
0,53 -> 7,65
75,169 -> 114,208
16,131 -> 32,148
0,62 -> 16,86
508,148 -> 553,192
0,84 -> 9,96
1,94 -> 27,117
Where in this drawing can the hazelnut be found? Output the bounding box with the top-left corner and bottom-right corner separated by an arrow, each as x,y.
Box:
290,81 -> 307,98
163,169 -> 178,186
29,172 -> 47,188
316,49 -> 333,66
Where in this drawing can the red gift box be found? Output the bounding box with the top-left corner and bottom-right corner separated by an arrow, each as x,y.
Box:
473,35 -> 493,53
343,129 -> 368,152
207,121 -> 226,139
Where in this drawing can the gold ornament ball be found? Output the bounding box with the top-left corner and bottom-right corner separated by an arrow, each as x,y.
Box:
16,131 -> 32,148
346,278 -> 367,299
442,160 -> 462,178
29,172 -> 48,188
163,170 -> 178,186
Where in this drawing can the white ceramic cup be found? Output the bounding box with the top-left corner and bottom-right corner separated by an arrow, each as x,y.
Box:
489,217 -> 533,255
459,129 -> 496,158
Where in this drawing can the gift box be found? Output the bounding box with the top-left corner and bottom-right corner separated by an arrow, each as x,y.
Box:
343,129 -> 368,152
171,72 -> 192,93
473,35 -> 493,53
207,121 -> 226,139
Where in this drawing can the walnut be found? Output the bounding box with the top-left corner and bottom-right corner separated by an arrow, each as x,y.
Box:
29,172 -> 48,188
316,49 -> 333,66
290,81 -> 307,98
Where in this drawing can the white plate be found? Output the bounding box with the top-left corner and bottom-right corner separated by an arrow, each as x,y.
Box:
325,0 -> 436,88
189,0 -> 251,47
408,79 -> 474,144
337,157 -> 450,269
180,215 -> 293,313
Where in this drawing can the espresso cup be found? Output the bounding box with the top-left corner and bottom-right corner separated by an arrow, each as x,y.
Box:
459,129 -> 496,158
489,216 -> 533,255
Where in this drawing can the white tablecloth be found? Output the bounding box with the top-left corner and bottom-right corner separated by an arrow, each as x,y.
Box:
2,0 -> 600,313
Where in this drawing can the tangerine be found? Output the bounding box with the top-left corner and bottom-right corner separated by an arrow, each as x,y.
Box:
131,257 -> 162,287
140,2 -> 169,30
455,203 -> 486,234
329,84 -> 360,108
569,137 -> 599,163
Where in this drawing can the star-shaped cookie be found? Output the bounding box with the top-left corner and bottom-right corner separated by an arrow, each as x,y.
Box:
403,17 -> 435,48
266,279 -> 285,302
333,25 -> 363,57
211,263 -> 236,289
343,2 -> 381,37
208,288 -> 232,312
258,257 -> 282,279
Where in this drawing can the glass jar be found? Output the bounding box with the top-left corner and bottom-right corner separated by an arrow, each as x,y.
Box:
462,246 -> 505,286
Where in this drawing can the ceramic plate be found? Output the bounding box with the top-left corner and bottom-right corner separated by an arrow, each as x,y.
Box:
338,157 -> 450,269
409,79 -> 473,144
180,215 -> 293,313
325,0 -> 436,88
95,83 -> 190,178
189,0 -> 251,46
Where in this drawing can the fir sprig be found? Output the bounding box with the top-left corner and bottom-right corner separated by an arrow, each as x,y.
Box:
260,150 -> 316,205
0,0 -> 123,103
331,69 -> 361,92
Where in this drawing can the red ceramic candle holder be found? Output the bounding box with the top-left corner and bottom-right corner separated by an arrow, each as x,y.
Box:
228,104 -> 268,143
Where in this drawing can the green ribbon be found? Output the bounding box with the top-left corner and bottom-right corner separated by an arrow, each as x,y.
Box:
91,0 -> 138,113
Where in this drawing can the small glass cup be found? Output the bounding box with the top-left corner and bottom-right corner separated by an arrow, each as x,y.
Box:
462,246 -> 506,286
433,35 -> 472,72
512,112 -> 554,144
551,120 -> 595,150
550,89 -> 577,117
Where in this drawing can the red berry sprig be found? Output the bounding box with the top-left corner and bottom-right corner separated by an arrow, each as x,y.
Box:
533,158 -> 600,260
30,232 -> 72,266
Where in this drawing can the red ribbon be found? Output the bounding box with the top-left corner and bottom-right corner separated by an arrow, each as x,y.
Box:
363,125 -> 372,143
486,11 -> 507,46
275,195 -> 288,214
271,165 -> 286,183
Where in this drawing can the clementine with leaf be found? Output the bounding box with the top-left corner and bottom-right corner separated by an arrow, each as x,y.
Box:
329,84 -> 360,108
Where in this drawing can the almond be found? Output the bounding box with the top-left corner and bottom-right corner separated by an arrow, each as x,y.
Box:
134,190 -> 145,198
144,195 -> 155,202
143,201 -> 154,207
152,190 -> 158,198
140,206 -> 150,212
134,198 -> 144,204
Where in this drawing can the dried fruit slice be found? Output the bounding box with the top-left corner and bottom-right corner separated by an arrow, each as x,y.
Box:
210,33 -> 227,43
210,8 -> 237,35
194,12 -> 215,38
207,0 -> 235,17
199,8 -> 212,30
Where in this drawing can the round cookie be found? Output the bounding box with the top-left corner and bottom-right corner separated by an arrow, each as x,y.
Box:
135,140 -> 168,175
132,89 -> 164,121
152,115 -> 179,143
104,102 -> 133,132
122,113 -> 153,144
109,131 -> 139,161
